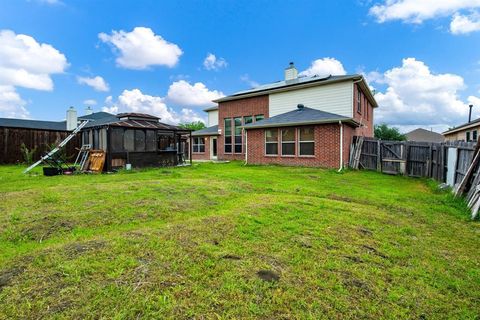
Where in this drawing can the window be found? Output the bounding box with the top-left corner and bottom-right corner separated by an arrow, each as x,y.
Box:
474,130 -> 478,141
234,117 -> 242,153
158,133 -> 174,151
82,131 -> 90,145
224,118 -> 232,153
365,96 -> 369,120
193,137 -> 205,153
146,130 -> 156,151
135,130 -> 146,151
265,129 -> 278,155
255,114 -> 264,122
93,130 -> 99,149
124,129 -> 135,151
299,127 -> 315,156
357,89 -> 362,113
244,116 -> 253,125
111,128 -> 124,151
467,131 -> 471,142
281,128 -> 295,156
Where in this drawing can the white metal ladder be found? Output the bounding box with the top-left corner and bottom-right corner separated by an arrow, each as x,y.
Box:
74,144 -> 92,172
23,120 -> 90,173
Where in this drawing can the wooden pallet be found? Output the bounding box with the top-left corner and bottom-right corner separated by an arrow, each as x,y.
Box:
87,150 -> 105,173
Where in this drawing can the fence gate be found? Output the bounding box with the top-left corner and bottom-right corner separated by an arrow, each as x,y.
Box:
380,142 -> 404,175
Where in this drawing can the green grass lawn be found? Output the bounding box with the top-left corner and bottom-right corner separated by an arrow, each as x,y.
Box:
0,162 -> 479,319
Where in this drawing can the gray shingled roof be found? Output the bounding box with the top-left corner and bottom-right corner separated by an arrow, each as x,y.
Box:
213,74 -> 380,107
192,125 -> 219,136
0,111 -> 117,131
203,106 -> 219,112
406,128 -> 444,143
243,107 -> 356,129
0,118 -> 68,131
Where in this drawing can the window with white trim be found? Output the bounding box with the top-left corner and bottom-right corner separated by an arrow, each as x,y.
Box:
234,117 -> 242,153
299,127 -> 315,156
224,118 -> 232,153
193,137 -> 205,153
265,129 -> 278,155
281,128 -> 295,156
473,130 -> 478,141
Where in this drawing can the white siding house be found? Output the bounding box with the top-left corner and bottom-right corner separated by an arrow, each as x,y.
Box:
268,81 -> 353,117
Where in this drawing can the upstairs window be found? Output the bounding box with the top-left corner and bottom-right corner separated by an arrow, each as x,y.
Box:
357,89 -> 362,114
474,130 -> 478,141
467,131 -> 471,142
299,127 -> 315,156
265,129 -> 278,155
244,116 -> 253,125
255,114 -> 264,122
193,137 -> 205,153
224,118 -> 232,153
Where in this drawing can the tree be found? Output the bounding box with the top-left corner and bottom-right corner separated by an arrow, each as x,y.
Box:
374,123 -> 406,141
178,121 -> 206,131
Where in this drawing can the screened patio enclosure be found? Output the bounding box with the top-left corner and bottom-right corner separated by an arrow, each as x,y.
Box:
80,113 -> 192,171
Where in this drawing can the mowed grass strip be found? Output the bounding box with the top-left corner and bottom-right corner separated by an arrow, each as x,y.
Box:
0,162 -> 478,319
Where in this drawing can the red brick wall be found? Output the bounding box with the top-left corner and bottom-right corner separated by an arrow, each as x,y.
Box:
353,84 -> 374,137
246,124 -> 347,168
191,136 -> 211,160
218,95 -> 269,161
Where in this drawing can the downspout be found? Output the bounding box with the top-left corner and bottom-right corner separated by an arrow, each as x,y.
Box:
244,129 -> 248,165
338,121 -> 343,172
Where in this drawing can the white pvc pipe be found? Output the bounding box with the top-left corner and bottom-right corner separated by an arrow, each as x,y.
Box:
338,121 -> 343,172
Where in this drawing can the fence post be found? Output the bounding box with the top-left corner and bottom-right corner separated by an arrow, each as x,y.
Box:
401,142 -> 408,176
376,140 -> 381,172
427,143 -> 433,178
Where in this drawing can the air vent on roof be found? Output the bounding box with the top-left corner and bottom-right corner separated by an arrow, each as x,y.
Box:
297,104 -> 304,109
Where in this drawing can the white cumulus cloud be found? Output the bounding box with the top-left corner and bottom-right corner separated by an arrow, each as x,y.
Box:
102,88 -> 204,124
0,29 -> 68,91
0,85 -> 29,118
167,80 -> 224,107
299,58 -> 347,77
203,53 -> 227,70
77,75 -> 109,92
450,11 -> 480,34
370,0 -> 480,23
371,58 -> 480,132
99,27 -> 183,70
83,99 -> 97,106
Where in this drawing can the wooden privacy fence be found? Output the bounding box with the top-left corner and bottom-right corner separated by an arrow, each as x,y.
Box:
349,137 -> 476,185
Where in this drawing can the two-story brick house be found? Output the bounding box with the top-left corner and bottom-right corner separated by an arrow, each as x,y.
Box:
192,63 -> 378,169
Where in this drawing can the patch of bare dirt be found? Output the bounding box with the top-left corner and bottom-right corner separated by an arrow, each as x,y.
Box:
0,267 -> 25,291
257,270 -> 280,282
65,240 -> 106,258
18,217 -> 75,242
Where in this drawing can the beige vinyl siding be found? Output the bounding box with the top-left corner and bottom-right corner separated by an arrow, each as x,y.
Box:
268,81 -> 353,117
207,110 -> 219,127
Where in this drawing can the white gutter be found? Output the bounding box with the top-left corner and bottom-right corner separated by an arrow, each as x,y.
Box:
338,121 -> 343,172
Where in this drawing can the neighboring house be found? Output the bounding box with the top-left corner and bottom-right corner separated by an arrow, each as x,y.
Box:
192,62 -> 378,168
80,112 -> 191,171
443,119 -> 480,142
406,128 -> 444,143
0,108 -> 112,164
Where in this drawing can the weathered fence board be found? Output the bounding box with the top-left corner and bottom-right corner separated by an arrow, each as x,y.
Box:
0,127 -> 80,164
351,137 -> 476,184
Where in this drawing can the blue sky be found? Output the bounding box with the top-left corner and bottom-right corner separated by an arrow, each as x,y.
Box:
1,0 -> 480,132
